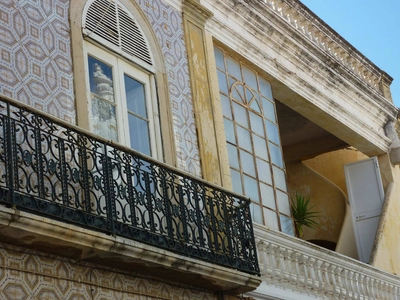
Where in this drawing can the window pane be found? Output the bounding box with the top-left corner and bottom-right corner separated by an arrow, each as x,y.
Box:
237,126 -> 252,152
230,169 -> 243,194
227,143 -> 239,169
262,97 -> 276,122
244,175 -> 260,203
88,55 -> 115,102
128,114 -> 151,156
221,93 -> 232,119
269,142 -> 284,168
259,77 -> 273,100
224,119 -> 236,144
266,120 -> 280,145
240,150 -> 256,177
250,112 -> 264,136
214,47 -> 225,70
260,183 -> 276,209
251,203 -> 263,224
226,56 -> 241,79
217,70 -> 229,94
91,96 -> 118,141
280,215 -> 295,236
125,75 -> 147,118
256,158 -> 272,184
253,134 -> 269,161
243,66 -> 257,91
233,102 -> 248,128
276,190 -> 290,215
264,208 -> 279,230
273,166 -> 287,191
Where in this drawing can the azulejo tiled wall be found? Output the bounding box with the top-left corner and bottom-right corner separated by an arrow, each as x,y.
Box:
0,243 -> 215,300
1,0 -> 201,176
136,0 -> 201,177
0,0 -> 75,124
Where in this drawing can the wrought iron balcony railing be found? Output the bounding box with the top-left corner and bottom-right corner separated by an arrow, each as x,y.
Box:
0,95 -> 259,275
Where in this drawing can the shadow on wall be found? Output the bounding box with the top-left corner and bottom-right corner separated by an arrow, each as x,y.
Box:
286,162 -> 346,249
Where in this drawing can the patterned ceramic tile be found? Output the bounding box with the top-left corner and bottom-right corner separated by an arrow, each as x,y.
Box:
0,243 -> 215,300
0,0 -> 75,124
137,0 -> 201,177
0,0 -> 201,175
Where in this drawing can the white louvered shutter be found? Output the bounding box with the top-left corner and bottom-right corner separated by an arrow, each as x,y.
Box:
83,0 -> 153,70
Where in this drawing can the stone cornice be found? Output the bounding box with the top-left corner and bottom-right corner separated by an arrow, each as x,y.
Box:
201,0 -> 397,154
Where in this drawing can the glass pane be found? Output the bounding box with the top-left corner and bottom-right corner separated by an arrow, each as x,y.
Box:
276,190 -> 290,215
224,119 -> 236,144
230,169 -> 243,194
243,66 -> 258,91
214,47 -> 225,70
217,70 -> 228,94
237,126 -> 252,152
231,83 -> 242,102
91,96 -> 118,141
244,175 -> 260,202
273,166 -> 287,191
128,114 -> 151,156
245,87 -> 254,104
125,75 -> 147,118
240,150 -> 256,177
266,120 -> 280,145
226,56 -> 241,79
260,183 -> 276,209
264,208 -> 279,230
227,144 -> 239,169
250,112 -> 264,136
269,142 -> 284,168
249,97 -> 261,113
88,55 -> 115,103
253,134 -> 269,161
259,77 -> 273,100
262,97 -> 276,122
280,215 -> 295,236
256,158 -> 272,184
233,102 -> 248,128
251,203 -> 263,224
221,93 -> 232,119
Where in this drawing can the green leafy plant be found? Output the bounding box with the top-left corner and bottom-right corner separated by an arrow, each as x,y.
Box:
291,193 -> 319,238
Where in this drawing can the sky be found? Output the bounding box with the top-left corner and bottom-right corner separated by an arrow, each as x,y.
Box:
299,0 -> 400,107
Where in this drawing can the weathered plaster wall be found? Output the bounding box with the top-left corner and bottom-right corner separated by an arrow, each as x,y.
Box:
0,243 -> 216,299
286,162 -> 346,244
371,155 -> 400,274
303,148 -> 369,196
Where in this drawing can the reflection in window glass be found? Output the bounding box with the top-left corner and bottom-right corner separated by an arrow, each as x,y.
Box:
88,56 -> 118,141
128,114 -> 151,156
125,75 -> 147,118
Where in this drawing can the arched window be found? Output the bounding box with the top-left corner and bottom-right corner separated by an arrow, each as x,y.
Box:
81,0 -> 160,158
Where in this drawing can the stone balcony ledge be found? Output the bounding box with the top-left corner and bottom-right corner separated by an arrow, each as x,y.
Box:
248,224 -> 400,299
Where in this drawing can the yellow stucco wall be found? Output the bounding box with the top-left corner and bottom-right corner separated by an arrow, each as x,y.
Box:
371,155 -> 400,274
303,148 -> 368,196
286,162 -> 346,244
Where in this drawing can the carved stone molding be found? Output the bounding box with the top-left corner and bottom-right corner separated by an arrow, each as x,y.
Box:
247,225 -> 400,299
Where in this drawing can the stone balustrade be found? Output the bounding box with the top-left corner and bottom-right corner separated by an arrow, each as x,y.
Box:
259,0 -> 387,95
252,225 -> 400,299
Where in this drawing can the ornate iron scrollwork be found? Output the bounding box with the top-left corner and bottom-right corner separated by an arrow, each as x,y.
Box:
0,97 -> 260,275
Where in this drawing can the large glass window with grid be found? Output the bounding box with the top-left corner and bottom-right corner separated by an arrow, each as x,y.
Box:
214,46 -> 294,234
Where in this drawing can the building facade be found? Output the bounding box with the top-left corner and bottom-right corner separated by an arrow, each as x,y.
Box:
1,0 -> 400,299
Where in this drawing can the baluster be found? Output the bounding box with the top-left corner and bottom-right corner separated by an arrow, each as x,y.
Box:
3,103 -> 17,204
102,144 -> 116,234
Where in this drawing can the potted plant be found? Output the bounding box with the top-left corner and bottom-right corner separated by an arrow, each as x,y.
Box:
291,193 -> 319,238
